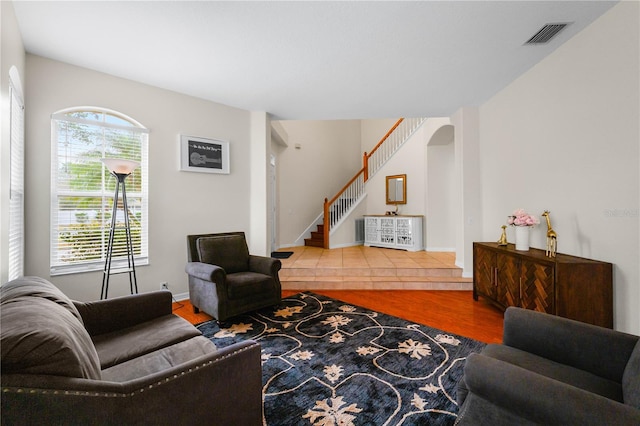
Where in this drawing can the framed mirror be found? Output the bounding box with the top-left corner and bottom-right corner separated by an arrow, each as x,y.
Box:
386,174 -> 407,205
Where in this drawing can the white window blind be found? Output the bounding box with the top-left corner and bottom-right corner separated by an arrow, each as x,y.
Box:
8,80 -> 25,281
50,109 -> 149,275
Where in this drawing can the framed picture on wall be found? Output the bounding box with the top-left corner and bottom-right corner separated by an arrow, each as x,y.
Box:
179,135 -> 230,174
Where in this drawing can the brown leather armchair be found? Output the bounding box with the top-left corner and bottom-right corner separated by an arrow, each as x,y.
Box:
185,232 -> 282,321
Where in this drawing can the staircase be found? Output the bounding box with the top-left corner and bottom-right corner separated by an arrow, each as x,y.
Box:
304,224 -> 325,247
304,117 -> 427,248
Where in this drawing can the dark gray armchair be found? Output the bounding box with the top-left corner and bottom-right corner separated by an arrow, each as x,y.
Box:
456,307 -> 640,425
185,232 -> 282,321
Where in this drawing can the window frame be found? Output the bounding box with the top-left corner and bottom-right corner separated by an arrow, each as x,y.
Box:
50,107 -> 149,276
8,74 -> 25,281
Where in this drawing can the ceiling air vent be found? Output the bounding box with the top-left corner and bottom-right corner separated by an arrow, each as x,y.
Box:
525,23 -> 570,44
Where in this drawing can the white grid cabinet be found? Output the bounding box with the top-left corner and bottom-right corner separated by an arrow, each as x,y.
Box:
363,215 -> 423,251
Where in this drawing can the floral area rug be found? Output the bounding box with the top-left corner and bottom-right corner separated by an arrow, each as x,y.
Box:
197,291 -> 485,425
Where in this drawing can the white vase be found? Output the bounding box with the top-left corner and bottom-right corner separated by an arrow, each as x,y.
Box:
514,226 -> 530,251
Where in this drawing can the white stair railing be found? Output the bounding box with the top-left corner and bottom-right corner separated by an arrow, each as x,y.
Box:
325,170 -> 365,229
366,117 -> 427,178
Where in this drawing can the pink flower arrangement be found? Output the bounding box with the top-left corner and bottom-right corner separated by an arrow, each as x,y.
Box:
507,208 -> 539,227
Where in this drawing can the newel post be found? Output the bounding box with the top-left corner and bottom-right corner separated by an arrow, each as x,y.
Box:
323,198 -> 330,249
363,152 -> 368,182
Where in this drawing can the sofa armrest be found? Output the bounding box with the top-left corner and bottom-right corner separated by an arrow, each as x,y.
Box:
1,340 -> 263,425
458,353 -> 640,426
503,307 -> 639,382
185,261 -> 226,282
74,291 -> 173,336
249,255 -> 281,277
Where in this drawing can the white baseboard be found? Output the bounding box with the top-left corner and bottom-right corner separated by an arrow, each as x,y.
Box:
329,242 -> 364,249
425,247 -> 456,252
454,260 -> 473,278
276,243 -> 297,249
173,292 -> 189,302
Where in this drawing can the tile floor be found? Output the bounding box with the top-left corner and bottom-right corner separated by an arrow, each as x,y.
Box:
277,245 -> 472,291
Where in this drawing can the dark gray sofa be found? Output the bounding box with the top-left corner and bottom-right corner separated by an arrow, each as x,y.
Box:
1,276 -> 262,425
456,307 -> 640,425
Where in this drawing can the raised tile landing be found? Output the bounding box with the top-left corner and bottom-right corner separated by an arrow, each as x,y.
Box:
277,246 -> 472,291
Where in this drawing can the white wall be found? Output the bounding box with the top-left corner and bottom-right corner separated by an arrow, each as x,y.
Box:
249,111 -> 270,256
478,1 -> 639,333
329,197 -> 368,248
273,119 -> 361,247
361,118 -> 398,154
365,126 -> 427,218
24,55 -> 256,301
0,1 -> 26,284
452,107 -> 482,275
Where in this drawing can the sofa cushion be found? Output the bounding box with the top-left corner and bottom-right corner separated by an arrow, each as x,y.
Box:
197,234 -> 249,274
1,295 -> 101,380
482,344 -> 623,402
622,340 -> 640,408
92,314 -> 202,369
226,271 -> 275,299
0,276 -> 84,324
101,336 -> 217,382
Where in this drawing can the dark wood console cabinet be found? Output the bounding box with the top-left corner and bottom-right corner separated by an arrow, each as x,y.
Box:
473,242 -> 613,328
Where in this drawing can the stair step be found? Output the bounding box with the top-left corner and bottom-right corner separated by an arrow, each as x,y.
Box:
281,278 -> 472,291
304,238 -> 324,248
280,275 -> 471,283
280,266 -> 471,290
311,231 -> 323,239
280,267 -> 463,278
305,224 -> 325,248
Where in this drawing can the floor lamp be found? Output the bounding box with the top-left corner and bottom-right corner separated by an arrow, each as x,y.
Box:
101,158 -> 140,299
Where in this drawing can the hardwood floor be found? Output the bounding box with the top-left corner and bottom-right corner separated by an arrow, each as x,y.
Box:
289,290 -> 503,343
171,299 -> 213,325
173,290 -> 504,344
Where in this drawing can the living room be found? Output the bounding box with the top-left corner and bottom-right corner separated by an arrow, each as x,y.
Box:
3,1 -> 637,334
2,1 -> 639,423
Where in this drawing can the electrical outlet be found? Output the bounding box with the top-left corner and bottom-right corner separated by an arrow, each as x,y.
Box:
160,282 -> 169,290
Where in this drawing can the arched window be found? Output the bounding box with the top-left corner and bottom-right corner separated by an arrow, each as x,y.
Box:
50,108 -> 148,275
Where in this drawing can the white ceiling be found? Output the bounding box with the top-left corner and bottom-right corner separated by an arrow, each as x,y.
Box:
12,1 -> 617,120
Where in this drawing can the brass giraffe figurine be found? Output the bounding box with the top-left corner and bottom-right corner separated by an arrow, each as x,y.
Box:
542,211 -> 557,257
